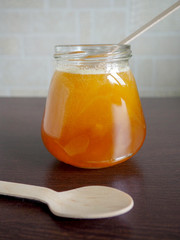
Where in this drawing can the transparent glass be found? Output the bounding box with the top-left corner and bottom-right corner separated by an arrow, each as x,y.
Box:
41,44 -> 146,168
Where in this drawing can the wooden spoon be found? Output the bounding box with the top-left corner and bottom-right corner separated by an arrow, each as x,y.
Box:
87,1 -> 180,58
0,181 -> 133,219
120,0 -> 180,45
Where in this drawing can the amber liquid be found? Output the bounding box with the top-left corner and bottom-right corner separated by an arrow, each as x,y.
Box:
41,68 -> 146,168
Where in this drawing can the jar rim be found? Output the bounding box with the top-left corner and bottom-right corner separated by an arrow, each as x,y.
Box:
54,44 -> 132,62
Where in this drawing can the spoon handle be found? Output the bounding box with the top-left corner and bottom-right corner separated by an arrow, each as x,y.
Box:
120,0 -> 180,44
0,180 -> 51,203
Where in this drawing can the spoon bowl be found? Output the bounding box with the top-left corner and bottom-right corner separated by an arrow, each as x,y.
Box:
47,186 -> 133,219
0,181 -> 133,219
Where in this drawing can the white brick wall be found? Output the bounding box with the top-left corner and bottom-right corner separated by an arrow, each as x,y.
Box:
0,0 -> 179,97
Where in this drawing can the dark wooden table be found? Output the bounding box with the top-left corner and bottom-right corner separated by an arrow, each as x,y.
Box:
0,97 -> 180,240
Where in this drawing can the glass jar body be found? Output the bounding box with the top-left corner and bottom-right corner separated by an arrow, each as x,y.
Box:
41,45 -> 146,168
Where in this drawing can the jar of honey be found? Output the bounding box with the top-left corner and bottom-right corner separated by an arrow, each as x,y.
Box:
41,45 -> 146,168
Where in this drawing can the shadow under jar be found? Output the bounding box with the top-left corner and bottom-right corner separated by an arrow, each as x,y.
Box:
41,44 -> 146,169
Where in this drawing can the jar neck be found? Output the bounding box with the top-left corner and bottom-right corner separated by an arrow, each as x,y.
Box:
54,44 -> 131,73
54,44 -> 131,61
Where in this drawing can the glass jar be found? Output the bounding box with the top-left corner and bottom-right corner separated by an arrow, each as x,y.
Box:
41,44 -> 146,168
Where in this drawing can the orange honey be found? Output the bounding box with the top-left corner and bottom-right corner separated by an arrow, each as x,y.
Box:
41,64 -> 146,168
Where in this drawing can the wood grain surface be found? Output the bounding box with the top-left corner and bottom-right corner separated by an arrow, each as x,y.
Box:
0,97 -> 180,240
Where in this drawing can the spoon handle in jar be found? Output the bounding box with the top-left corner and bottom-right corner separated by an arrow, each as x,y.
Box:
120,0 -> 180,45
0,180 -> 51,203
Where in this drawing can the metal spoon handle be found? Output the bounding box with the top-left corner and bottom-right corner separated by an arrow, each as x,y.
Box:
0,180 -> 51,203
